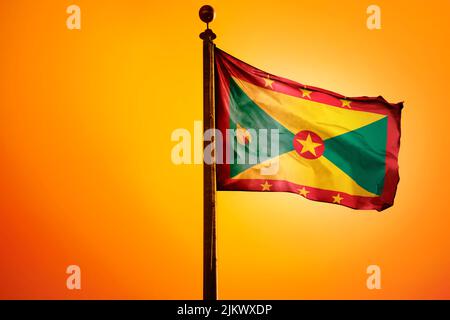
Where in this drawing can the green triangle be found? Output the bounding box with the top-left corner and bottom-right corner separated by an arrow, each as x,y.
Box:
228,78 -> 295,177
323,117 -> 388,195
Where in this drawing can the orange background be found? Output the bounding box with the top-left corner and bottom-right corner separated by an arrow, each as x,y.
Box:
0,0 -> 449,299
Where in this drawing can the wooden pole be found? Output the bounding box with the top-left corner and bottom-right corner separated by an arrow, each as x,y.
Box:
199,5 -> 217,301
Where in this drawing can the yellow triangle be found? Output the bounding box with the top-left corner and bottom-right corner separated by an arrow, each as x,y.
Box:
232,77 -> 385,140
233,150 -> 377,197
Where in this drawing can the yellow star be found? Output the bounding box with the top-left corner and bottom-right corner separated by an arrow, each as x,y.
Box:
261,181 -> 272,191
340,99 -> 352,108
332,193 -> 344,204
297,134 -> 322,156
300,88 -> 312,99
298,187 -> 310,198
263,77 -> 274,88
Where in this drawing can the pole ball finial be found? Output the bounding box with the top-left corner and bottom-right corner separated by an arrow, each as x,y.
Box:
199,5 -> 215,24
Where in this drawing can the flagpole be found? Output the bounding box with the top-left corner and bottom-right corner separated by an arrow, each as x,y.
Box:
199,5 -> 217,301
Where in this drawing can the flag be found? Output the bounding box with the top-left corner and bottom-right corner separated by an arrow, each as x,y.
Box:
214,48 -> 402,211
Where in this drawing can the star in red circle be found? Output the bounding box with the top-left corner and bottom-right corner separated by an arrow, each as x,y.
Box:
293,130 -> 325,159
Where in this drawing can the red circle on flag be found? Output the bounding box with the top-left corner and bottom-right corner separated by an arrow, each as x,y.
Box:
293,130 -> 325,159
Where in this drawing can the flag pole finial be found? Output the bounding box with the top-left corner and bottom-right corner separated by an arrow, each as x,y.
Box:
199,5 -> 216,40
199,5 -> 215,25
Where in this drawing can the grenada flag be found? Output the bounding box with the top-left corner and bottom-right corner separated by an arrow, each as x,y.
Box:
215,48 -> 402,211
